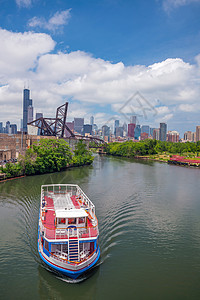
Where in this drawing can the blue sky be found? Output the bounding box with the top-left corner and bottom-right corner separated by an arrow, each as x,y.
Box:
0,0 -> 200,136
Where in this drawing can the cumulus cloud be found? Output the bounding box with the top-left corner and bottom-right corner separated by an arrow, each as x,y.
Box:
28,9 -> 71,31
16,0 -> 31,8
163,0 -> 200,12
0,28 -> 200,131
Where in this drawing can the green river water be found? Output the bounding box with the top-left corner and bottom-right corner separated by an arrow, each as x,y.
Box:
0,155 -> 200,299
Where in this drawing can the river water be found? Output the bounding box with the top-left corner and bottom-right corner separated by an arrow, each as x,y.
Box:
1,155 -> 200,299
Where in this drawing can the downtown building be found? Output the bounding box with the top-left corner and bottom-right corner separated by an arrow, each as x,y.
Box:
23,88 -> 33,133
74,118 -> 84,134
128,123 -> 135,138
196,126 -> 200,142
167,131 -> 179,143
159,123 -> 167,141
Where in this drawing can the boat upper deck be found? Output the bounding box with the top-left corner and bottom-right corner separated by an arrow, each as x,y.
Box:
40,184 -> 98,241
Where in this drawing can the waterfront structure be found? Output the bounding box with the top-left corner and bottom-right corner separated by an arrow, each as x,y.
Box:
74,118 -> 84,134
23,88 -> 33,133
128,123 -> 135,138
159,123 -> 167,141
38,184 -> 100,279
153,128 -> 160,140
134,125 -> 141,140
196,126 -> 200,142
167,131 -> 179,143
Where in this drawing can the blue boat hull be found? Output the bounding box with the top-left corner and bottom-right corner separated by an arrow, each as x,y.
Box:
38,239 -> 100,279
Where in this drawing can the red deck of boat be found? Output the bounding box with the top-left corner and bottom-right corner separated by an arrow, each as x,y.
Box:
42,194 -> 98,240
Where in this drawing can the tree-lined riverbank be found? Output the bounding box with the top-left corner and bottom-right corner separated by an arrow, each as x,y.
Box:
0,139 -> 94,180
104,139 -> 200,164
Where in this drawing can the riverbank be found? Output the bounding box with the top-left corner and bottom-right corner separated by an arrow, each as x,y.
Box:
104,139 -> 200,168
0,139 -> 94,182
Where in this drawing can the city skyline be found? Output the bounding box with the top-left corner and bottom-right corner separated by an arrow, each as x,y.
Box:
0,1 -> 200,135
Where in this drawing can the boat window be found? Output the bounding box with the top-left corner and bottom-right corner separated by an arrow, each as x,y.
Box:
44,240 -> 49,251
78,217 -> 85,224
68,218 -> 76,225
58,218 -> 66,225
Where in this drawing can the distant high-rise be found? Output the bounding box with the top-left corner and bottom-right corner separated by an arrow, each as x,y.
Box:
159,123 -> 167,141
153,128 -> 160,140
27,105 -> 33,123
196,126 -> 200,142
90,116 -> 94,126
134,125 -> 141,140
10,124 -> 17,134
167,131 -> 179,143
0,122 -> 3,133
36,113 -> 43,120
114,120 -> 119,136
141,125 -> 150,135
23,88 -> 33,132
130,116 -> 137,125
102,125 -> 110,137
115,126 -> 123,137
74,118 -> 84,134
83,124 -> 92,136
184,131 -> 192,141
128,123 -> 135,138
6,121 -> 10,134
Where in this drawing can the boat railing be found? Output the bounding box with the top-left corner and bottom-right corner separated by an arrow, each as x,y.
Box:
40,222 -> 99,241
43,244 -> 99,266
41,183 -> 96,220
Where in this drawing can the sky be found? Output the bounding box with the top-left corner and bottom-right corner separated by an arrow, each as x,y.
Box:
0,0 -> 200,136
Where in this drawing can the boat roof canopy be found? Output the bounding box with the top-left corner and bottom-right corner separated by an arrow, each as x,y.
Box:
55,208 -> 88,219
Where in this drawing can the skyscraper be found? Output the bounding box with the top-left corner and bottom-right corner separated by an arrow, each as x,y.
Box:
196,126 -> 200,142
134,125 -> 141,140
141,125 -> 150,135
128,123 -> 135,137
90,116 -> 94,126
74,118 -> 84,134
114,120 -> 119,136
27,105 -> 33,123
130,116 -> 137,124
23,88 -> 33,132
159,123 -> 167,141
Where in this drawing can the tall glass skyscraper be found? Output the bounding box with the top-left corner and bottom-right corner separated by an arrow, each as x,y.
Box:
23,88 -> 32,132
159,123 -> 167,141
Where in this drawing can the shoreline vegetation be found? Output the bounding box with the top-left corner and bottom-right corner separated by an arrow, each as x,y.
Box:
0,139 -> 94,181
103,139 -> 200,167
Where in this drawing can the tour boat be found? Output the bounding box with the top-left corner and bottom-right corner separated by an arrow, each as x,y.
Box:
38,184 -> 100,279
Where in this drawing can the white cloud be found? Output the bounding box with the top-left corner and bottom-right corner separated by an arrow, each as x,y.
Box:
163,0 -> 200,12
28,9 -> 71,31
16,0 -> 32,8
0,28 -> 200,132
